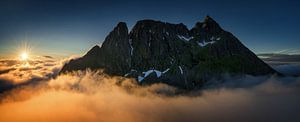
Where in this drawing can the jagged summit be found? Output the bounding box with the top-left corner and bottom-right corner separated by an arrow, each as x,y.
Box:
60,16 -> 278,89
116,21 -> 127,27
203,15 -> 218,24
190,16 -> 223,37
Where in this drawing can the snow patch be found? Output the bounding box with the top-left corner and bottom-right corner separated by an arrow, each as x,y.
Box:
162,68 -> 170,74
137,68 -> 170,82
208,36 -> 222,41
124,73 -> 130,77
210,36 -> 221,41
138,76 -> 144,82
178,66 -> 183,74
154,70 -> 162,77
177,35 -> 193,41
129,39 -> 133,55
198,40 -> 215,47
124,69 -> 137,77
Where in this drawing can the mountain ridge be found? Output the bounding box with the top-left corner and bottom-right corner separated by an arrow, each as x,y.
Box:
60,16 -> 278,89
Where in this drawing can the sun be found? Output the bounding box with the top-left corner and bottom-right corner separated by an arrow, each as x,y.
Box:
20,52 -> 29,61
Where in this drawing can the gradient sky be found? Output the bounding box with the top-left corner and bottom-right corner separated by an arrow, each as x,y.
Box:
0,0 -> 300,59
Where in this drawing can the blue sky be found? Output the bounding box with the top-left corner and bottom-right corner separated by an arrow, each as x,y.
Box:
0,0 -> 300,59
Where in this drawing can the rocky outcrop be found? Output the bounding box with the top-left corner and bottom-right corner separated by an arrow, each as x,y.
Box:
60,16 -> 278,89
61,22 -> 131,75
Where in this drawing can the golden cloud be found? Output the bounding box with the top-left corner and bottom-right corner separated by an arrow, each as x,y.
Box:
0,70 -> 299,122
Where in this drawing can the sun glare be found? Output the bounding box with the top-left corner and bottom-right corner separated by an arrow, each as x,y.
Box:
21,52 -> 29,61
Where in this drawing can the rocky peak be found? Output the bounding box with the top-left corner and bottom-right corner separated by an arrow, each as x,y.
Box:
116,22 -> 127,34
203,16 -> 223,33
101,22 -> 128,47
116,22 -> 127,28
128,19 -> 190,71
84,45 -> 100,57
95,22 -> 131,75
190,16 -> 223,36
60,16 -> 278,89
130,20 -> 189,36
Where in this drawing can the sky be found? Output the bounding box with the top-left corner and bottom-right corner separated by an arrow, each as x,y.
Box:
0,0 -> 300,59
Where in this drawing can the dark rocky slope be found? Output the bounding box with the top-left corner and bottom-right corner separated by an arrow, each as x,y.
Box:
60,16 -> 278,89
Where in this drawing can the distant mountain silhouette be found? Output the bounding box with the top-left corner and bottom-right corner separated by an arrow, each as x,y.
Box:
60,16 -> 278,89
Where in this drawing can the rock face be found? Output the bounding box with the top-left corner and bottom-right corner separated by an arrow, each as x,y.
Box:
60,16 -> 278,89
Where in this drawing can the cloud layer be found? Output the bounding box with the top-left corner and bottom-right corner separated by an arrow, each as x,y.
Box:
0,55 -> 299,122
258,53 -> 300,76
0,56 -> 78,92
0,70 -> 300,122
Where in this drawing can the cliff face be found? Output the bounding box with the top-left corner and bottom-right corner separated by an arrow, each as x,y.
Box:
60,16 -> 277,89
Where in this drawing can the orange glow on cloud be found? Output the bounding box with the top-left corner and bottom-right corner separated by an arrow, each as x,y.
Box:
0,70 -> 300,122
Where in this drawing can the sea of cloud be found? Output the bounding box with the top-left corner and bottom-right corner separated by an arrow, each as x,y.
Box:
258,53 -> 300,76
0,56 -> 300,122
